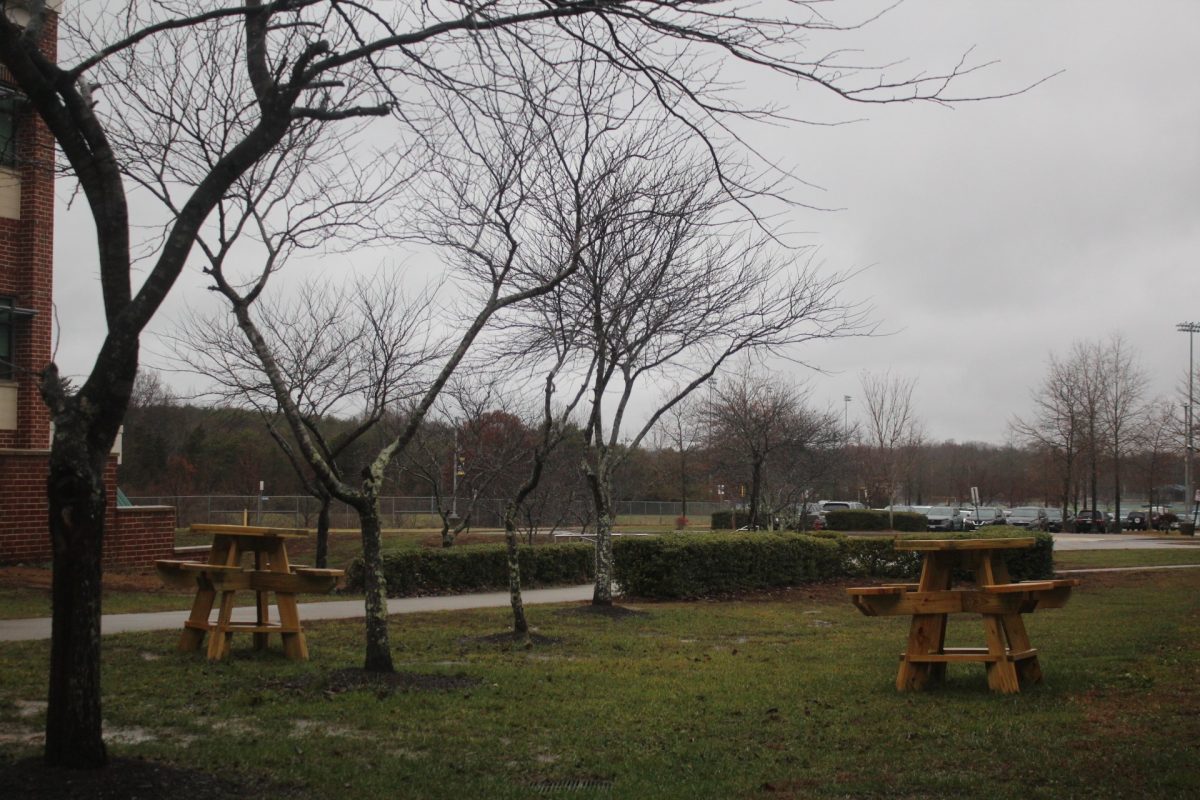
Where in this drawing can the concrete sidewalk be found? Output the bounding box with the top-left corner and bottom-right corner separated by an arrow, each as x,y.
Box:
0,585 -> 594,643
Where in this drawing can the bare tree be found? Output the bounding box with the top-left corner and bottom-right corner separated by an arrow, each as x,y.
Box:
858,371 -> 923,516
702,367 -> 829,530
525,150 -> 870,603
174,277 -> 434,566
5,0 -> 1021,767
403,379 -> 535,548
1011,351 -> 1086,524
1132,397 -> 1178,520
652,394 -> 703,524
1099,335 -> 1145,529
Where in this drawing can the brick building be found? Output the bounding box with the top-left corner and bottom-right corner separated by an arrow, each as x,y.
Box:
0,3 -> 175,566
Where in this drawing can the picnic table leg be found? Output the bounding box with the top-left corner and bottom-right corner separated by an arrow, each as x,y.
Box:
982,614 -> 1020,693
206,589 -> 237,661
253,550 -> 270,651
979,553 -> 1042,689
179,535 -> 238,652
265,538 -> 308,660
276,592 -> 309,660
897,555 -> 952,691
178,584 -> 215,652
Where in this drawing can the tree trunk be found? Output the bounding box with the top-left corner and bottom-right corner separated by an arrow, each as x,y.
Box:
44,442 -> 108,769
356,501 -> 393,672
502,501 -> 530,640
315,496 -> 331,569
1112,443 -> 1121,533
679,450 -> 688,522
585,460 -> 615,606
748,458 -> 764,530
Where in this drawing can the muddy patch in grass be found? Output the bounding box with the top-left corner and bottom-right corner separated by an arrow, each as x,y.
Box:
558,604 -> 647,620
323,667 -> 480,695
0,756 -> 294,800
461,631 -> 563,647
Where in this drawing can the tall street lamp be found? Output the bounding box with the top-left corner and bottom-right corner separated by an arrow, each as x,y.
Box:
1177,322 -> 1199,521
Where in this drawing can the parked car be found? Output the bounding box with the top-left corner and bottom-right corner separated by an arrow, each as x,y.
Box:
1042,508 -> 1065,532
1074,509 -> 1107,533
967,507 -> 1008,529
1008,507 -> 1049,530
1123,513 -> 1152,532
819,500 -> 865,514
925,506 -> 966,532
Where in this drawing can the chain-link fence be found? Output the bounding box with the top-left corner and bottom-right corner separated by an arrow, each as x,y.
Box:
128,495 -> 726,529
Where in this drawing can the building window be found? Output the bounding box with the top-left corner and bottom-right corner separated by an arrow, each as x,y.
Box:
0,91 -> 18,168
0,297 -> 13,380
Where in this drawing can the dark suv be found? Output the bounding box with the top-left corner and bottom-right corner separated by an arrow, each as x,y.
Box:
1125,510 -> 1152,531
1074,509 -> 1107,533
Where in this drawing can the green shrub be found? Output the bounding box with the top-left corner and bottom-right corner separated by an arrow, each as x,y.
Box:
824,509 -> 927,531
613,533 -> 842,599
612,529 -> 1055,599
887,529 -> 1055,582
345,543 -> 594,597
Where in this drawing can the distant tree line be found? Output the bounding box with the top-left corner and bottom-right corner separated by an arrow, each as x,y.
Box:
124,356 -> 1192,521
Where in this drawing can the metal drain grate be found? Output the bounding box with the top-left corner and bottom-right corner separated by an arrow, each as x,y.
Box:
529,778 -> 614,794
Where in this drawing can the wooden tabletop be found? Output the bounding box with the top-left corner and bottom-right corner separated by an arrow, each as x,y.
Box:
189,524 -> 308,539
895,537 -> 1037,552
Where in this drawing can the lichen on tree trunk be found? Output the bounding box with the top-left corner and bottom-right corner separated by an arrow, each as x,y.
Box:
503,505 -> 530,640
356,502 -> 393,673
315,498 -> 331,569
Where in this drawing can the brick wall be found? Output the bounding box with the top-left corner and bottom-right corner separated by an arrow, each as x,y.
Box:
0,12 -> 56,451
109,505 -> 177,567
0,450 -> 50,562
0,452 -> 177,567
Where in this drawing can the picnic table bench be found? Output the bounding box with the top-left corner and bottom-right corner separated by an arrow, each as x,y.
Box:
847,537 -> 1080,693
156,524 -> 343,661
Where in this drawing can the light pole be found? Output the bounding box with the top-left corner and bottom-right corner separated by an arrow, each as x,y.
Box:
843,395 -> 852,441
1177,322 -> 1199,521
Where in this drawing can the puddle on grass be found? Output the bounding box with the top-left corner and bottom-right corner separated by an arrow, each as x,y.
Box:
0,723 -> 42,745
102,724 -> 158,745
209,718 -> 265,738
389,748 -> 427,761
15,700 -> 46,718
290,719 -> 361,739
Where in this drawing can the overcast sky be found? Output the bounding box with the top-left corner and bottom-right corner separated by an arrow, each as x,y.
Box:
49,1 -> 1200,445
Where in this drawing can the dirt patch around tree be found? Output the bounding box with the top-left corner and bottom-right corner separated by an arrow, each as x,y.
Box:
558,603 -> 648,620
0,756 -> 293,800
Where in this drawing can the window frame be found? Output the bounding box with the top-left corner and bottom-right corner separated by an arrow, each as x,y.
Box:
0,296 -> 14,380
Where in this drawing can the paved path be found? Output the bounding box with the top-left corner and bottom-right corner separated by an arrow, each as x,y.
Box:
0,585 -> 594,643
1057,563 -> 1200,574
1052,532 -> 1200,550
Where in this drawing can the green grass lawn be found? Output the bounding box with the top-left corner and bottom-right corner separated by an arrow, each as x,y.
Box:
2,569 -> 1198,798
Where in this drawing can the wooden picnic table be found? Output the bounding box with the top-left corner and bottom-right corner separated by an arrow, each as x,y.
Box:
156,524 -> 343,661
847,537 -> 1080,693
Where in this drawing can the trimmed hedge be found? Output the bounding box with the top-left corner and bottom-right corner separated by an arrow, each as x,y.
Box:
613,533 -> 842,599
343,530 -> 1055,600
834,529 -> 1054,582
611,529 -> 1054,599
345,542 -> 593,598
824,509 -> 927,532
